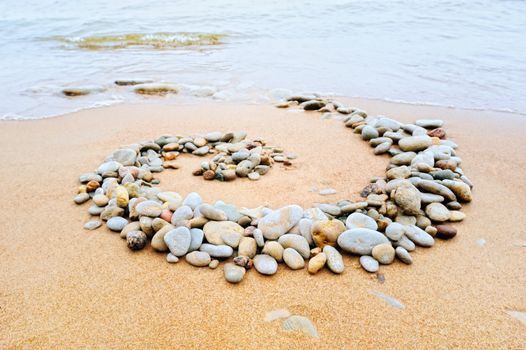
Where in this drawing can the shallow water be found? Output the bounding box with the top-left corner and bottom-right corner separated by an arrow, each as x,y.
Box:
1,0 -> 525,119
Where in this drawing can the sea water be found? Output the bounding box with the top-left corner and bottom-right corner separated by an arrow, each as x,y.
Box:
0,0 -> 525,119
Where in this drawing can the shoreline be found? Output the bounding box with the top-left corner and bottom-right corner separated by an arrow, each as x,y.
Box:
1,99 -> 525,348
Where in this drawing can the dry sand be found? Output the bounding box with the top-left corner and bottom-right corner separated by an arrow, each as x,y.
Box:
0,100 -> 525,349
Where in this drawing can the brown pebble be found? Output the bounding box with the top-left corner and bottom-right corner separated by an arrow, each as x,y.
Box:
435,160 -> 457,171
86,180 -> 100,192
203,170 -> 216,180
192,169 -> 204,176
435,225 -> 457,239
238,216 -> 252,227
427,128 -> 446,139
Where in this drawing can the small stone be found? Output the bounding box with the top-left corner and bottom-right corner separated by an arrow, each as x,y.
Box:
360,256 -> 379,273
189,228 -> 204,251
135,200 -> 163,217
83,220 -> 102,230
92,194 -> 109,207
224,263 -> 246,283
262,241 -> 284,262
337,228 -> 389,255
203,221 -> 244,245
182,192 -> 202,210
361,126 -> 379,140
278,234 -> 310,259
371,243 -> 395,264
209,259 -> 219,269
399,135 -> 432,152
283,248 -> 305,270
107,217 -> 128,232
404,225 -> 435,247
323,246 -> 344,273
74,193 -> 90,204
253,254 -> 278,275
318,203 -> 341,216
385,222 -> 405,241
171,205 -> 193,224
127,231 -> 147,250
199,243 -> 234,258
203,170 -> 215,180
253,228 -> 265,247
258,205 -> 304,240
164,227 -> 192,256
311,219 -> 346,248
395,247 -> 413,264
345,213 -> 378,230
248,172 -> 260,181
319,188 -> 337,196
392,181 -> 422,215
199,204 -> 227,221
238,237 -> 257,258
436,225 -> 457,239
308,252 -> 327,274
151,224 -> 175,252
449,210 -> 466,222
416,119 -> 444,128
425,202 -> 451,222
166,253 -> 179,263
185,251 -> 212,267
303,100 -> 326,110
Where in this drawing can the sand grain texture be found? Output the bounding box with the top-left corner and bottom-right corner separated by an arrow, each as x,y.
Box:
0,101 -> 525,349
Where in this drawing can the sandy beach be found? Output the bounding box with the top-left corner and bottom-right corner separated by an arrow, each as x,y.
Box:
1,99 -> 525,349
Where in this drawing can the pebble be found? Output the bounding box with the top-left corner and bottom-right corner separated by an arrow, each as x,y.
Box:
199,243 -> 234,258
135,200 -> 163,217
127,231 -> 147,250
399,135 -> 432,152
224,263 -> 245,283
385,222 -> 405,241
253,228 -> 265,247
361,125 -> 379,140
171,205 -> 193,224
164,227 -> 192,256
283,248 -> 305,270
319,188 -> 337,195
253,254 -> 278,275
74,193 -> 90,204
209,259 -> 219,269
107,217 -> 128,232
112,148 -> 137,166
308,252 -> 326,274
425,202 -> 450,222
416,119 -> 444,128
345,212 -> 378,230
185,251 -> 212,267
360,256 -> 379,273
395,247 -> 413,264
166,253 -> 179,263
337,228 -> 389,255
318,203 -> 341,216
392,181 -> 422,215
278,234 -> 310,259
323,245 -> 344,273
83,220 -> 102,230
311,219 -> 346,248
199,204 -> 227,221
238,237 -> 257,258
435,225 -> 457,239
371,243 -> 395,264
404,225 -> 435,247
258,205 -> 303,240
151,224 -> 174,252
203,221 -> 244,245
262,241 -> 284,262
92,194 -> 109,207
189,228 -> 204,251
182,192 -> 202,210
248,172 -> 260,181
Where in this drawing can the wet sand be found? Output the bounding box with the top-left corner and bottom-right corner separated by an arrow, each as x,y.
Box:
0,100 -> 525,349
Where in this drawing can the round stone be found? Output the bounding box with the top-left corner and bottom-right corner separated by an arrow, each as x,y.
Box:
371,243 -> 395,264
74,193 -> 90,204
83,220 -> 102,230
337,228 -> 389,255
385,223 -> 405,241
262,241 -> 284,262
107,217 -> 128,232
253,254 -> 278,275
404,225 -> 435,247
311,219 -> 346,248
182,192 -> 202,210
425,202 -> 451,222
278,234 -> 310,259
185,251 -> 212,267
189,228 -> 204,251
345,213 -> 378,231
435,225 -> 457,239
224,263 -> 245,283
359,255 -> 379,273
92,194 -> 109,207
127,231 -> 147,250
308,252 -> 327,274
283,248 -> 305,270
258,205 -> 304,240
164,227 -> 192,256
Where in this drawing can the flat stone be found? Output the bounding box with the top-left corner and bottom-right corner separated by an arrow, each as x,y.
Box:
189,228 -> 204,251
385,222 -> 405,241
253,254 -> 278,275
199,243 -> 234,258
203,221 -> 244,245
337,228 -> 389,255
185,251 -> 211,267
74,193 -> 90,204
395,247 -> 413,264
425,202 -> 451,222
198,204 -> 227,221
164,227 -> 192,256
404,225 -> 435,247
346,213 -> 378,230
278,234 -> 310,259
112,148 -> 137,166
135,200 -> 163,217
360,256 -> 379,273
323,245 -> 344,274
416,119 -> 444,128
283,248 -> 305,270
224,263 -> 245,283
399,135 -> 432,152
182,192 -> 202,210
107,217 -> 128,232
258,205 -> 304,240
83,220 -> 102,230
